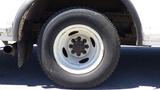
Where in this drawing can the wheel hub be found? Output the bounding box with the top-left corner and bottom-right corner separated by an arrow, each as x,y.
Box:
69,37 -> 89,57
54,24 -> 104,74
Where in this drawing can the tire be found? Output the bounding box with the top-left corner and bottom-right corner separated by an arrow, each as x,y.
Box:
38,9 -> 120,88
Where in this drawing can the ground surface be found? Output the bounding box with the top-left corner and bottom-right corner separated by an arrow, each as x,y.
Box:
0,45 -> 160,90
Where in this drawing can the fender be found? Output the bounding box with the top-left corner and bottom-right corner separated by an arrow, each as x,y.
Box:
121,0 -> 143,45
129,0 -> 160,46
13,0 -> 35,41
12,0 -> 143,45
0,0 -> 143,45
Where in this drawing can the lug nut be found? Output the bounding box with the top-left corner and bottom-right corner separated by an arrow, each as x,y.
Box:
69,44 -> 73,48
83,39 -> 87,43
82,50 -> 87,54
77,37 -> 81,41
71,50 -> 75,54
77,53 -> 81,56
71,39 -> 75,43
85,45 -> 89,49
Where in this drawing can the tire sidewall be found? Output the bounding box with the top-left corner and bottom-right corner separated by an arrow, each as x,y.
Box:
40,9 -> 120,88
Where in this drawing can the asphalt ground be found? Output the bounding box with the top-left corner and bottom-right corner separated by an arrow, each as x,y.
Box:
0,46 -> 160,90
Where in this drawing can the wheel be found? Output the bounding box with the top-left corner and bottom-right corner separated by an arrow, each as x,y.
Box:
38,9 -> 120,88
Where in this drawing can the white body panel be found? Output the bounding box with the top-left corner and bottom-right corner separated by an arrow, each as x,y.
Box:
130,0 -> 160,46
0,0 -> 26,41
0,0 -> 160,46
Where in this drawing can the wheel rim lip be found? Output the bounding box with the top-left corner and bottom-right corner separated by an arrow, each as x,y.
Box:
53,24 -> 104,74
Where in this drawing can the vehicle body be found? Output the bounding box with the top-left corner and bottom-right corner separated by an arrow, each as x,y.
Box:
0,0 -> 159,88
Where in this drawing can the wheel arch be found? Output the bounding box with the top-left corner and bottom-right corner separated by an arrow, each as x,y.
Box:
121,0 -> 143,45
13,0 -> 143,67
14,0 -> 143,45
13,0 -> 35,41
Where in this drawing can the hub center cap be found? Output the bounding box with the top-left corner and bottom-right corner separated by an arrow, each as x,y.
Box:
68,36 -> 90,58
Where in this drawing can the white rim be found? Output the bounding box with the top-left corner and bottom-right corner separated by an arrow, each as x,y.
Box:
54,24 -> 104,74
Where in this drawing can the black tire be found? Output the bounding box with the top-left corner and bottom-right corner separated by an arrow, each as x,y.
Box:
38,9 -> 120,88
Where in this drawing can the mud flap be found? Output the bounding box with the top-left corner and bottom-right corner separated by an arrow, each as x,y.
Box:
17,21 -> 33,68
17,40 -> 33,67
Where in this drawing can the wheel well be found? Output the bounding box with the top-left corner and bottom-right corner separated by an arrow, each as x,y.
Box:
20,0 -> 142,45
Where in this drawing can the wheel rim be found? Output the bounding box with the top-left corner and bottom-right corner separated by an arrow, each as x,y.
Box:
54,24 -> 104,74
